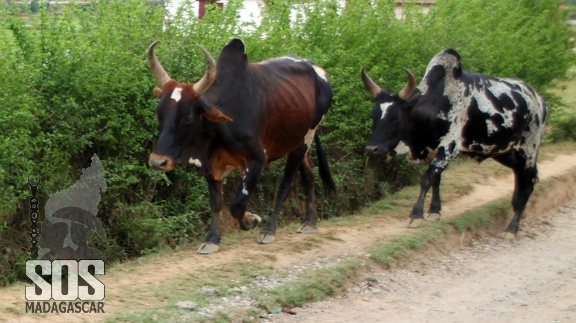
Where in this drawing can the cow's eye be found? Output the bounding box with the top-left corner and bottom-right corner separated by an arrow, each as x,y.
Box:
179,115 -> 193,125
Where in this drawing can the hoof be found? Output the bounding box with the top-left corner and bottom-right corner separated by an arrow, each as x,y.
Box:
245,212 -> 262,230
240,212 -> 262,231
408,218 -> 425,228
500,231 -> 516,240
258,232 -> 275,244
197,242 -> 220,254
426,213 -> 441,222
296,223 -> 317,234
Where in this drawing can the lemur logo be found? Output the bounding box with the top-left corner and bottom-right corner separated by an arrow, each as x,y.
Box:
25,154 -> 107,314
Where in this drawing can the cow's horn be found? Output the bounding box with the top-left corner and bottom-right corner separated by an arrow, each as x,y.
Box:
398,67 -> 416,101
361,67 -> 382,99
147,41 -> 171,86
192,46 -> 216,95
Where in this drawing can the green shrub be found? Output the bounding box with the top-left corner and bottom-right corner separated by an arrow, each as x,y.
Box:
0,0 -> 574,285
549,108 -> 576,141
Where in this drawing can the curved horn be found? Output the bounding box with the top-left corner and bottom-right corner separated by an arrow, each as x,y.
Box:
398,67 -> 416,101
192,45 -> 216,95
147,41 -> 171,86
361,67 -> 382,99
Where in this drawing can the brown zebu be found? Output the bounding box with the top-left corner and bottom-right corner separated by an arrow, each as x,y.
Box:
147,39 -> 335,253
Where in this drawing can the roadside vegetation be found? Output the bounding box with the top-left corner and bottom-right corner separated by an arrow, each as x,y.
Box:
0,0 -> 574,285
100,151 -> 576,322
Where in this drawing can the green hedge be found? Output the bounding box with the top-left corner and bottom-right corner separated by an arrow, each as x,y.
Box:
0,0 -> 574,285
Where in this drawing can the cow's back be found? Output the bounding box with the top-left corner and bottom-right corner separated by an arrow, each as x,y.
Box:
252,57 -> 332,162
454,73 -> 547,158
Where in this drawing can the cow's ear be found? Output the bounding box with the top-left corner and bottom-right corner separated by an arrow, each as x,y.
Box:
153,87 -> 163,98
405,89 -> 421,109
198,101 -> 233,122
203,107 -> 233,123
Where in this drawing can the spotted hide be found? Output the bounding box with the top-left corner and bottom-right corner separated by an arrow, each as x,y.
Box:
147,39 -> 335,254
362,48 -> 547,237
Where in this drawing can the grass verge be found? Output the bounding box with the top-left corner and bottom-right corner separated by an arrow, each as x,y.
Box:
369,198 -> 509,268
254,261 -> 361,312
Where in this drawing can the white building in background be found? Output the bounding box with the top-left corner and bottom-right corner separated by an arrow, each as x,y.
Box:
394,1 -> 435,19
167,0 -> 435,24
167,0 -> 264,25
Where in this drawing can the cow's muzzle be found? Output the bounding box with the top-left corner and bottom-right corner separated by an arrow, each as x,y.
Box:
149,153 -> 176,172
366,145 -> 396,158
366,145 -> 385,156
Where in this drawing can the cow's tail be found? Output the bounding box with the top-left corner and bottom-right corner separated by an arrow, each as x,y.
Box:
314,132 -> 336,196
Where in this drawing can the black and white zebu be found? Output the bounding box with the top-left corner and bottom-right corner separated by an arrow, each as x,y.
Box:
362,48 -> 548,238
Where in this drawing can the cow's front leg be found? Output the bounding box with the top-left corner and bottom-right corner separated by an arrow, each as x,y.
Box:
409,166 -> 447,228
198,179 -> 224,254
230,160 -> 263,231
409,146 -> 453,227
426,173 -> 442,222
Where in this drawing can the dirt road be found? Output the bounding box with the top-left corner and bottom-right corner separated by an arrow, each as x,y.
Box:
1,151 -> 576,322
269,200 -> 576,323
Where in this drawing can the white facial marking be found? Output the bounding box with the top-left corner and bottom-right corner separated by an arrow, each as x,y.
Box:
171,87 -> 183,102
188,158 -> 202,167
379,102 -> 393,119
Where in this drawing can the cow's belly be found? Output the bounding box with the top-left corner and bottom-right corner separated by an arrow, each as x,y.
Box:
263,127 -> 310,162
460,138 -> 517,157
263,110 -> 315,162
460,115 -> 527,157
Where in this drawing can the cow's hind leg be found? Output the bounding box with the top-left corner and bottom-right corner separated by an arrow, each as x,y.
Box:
504,166 -> 537,238
297,155 -> 318,233
258,146 -> 307,244
198,179 -> 224,254
493,152 -> 538,239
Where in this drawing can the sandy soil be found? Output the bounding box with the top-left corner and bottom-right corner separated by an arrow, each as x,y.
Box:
1,153 -> 576,322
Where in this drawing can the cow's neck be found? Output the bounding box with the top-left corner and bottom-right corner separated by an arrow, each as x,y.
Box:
185,118 -> 242,172
184,119 -> 221,168
404,120 -> 437,162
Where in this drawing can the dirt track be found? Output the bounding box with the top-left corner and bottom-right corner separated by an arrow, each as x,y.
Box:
1,152 -> 576,322
268,200 -> 576,323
